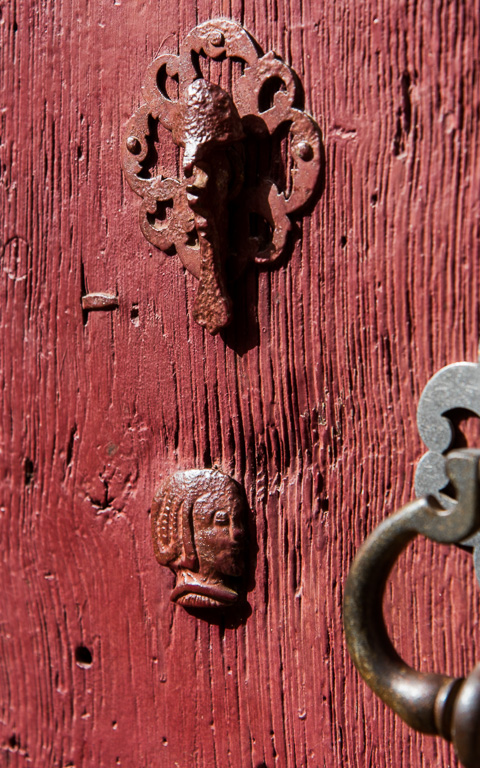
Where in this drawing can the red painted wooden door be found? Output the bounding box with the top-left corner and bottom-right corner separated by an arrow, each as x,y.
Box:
2,2 -> 479,767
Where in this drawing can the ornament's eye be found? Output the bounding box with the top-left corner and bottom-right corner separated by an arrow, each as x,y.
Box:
214,510 -> 229,525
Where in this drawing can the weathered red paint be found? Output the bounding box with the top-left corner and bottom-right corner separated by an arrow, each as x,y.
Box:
1,1 -> 480,767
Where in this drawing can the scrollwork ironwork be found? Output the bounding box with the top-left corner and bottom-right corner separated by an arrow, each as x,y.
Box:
121,19 -> 323,334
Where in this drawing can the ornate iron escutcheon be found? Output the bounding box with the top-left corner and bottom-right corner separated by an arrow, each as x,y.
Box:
121,19 -> 323,334
344,362 -> 480,768
151,469 -> 247,610
415,361 -> 480,584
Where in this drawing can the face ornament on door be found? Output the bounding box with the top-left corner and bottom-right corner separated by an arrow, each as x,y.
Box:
121,18 -> 323,334
151,469 -> 247,610
344,360 -> 480,768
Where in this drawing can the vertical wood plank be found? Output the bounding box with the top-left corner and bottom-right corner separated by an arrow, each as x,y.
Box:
1,0 -> 479,766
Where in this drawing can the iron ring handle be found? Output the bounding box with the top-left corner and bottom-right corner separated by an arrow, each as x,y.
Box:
343,449 -> 480,768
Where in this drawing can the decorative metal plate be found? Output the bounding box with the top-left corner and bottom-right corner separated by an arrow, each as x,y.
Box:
121,19 -> 323,333
415,360 -> 480,582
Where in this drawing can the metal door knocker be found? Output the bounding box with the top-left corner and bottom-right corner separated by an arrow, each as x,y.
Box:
121,18 -> 323,334
344,361 -> 480,768
151,469 -> 247,610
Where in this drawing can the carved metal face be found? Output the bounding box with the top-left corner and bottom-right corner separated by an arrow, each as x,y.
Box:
151,469 -> 247,609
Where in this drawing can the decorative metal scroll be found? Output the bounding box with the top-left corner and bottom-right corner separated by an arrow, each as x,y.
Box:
415,360 -> 480,583
121,19 -> 322,334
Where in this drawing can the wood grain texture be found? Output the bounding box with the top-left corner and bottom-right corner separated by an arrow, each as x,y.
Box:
1,1 -> 479,766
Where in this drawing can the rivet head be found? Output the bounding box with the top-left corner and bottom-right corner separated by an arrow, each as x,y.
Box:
297,141 -> 313,161
126,135 -> 141,154
209,30 -> 224,47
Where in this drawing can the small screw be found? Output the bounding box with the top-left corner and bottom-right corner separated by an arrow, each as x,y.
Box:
209,30 -> 224,46
126,136 -> 141,154
297,141 -> 313,161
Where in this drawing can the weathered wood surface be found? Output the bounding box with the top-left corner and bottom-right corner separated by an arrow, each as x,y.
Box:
1,1 -> 479,766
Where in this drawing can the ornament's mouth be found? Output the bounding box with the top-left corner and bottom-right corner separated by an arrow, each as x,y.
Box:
171,581 -> 238,607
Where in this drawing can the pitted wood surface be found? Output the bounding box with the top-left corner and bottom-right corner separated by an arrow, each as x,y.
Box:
1,1 -> 479,766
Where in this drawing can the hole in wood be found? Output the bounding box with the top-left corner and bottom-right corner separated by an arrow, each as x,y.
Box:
75,646 -> 93,669
8,735 -> 19,750
130,304 -> 139,326
24,458 -> 34,486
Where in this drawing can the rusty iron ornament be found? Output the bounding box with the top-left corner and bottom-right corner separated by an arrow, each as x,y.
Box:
121,18 -> 322,334
151,469 -> 247,610
344,449 -> 480,768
